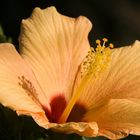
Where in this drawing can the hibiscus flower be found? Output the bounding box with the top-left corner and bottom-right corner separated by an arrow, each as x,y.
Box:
0,6 -> 140,139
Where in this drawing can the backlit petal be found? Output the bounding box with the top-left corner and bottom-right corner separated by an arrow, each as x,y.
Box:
83,99 -> 140,139
43,121 -> 98,137
76,40 -> 140,109
19,7 -> 92,103
0,43 -> 49,128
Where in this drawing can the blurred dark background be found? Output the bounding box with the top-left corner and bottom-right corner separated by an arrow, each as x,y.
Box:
0,0 -> 140,48
0,0 -> 140,140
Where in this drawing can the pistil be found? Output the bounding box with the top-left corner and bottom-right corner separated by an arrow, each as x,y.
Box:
58,38 -> 113,123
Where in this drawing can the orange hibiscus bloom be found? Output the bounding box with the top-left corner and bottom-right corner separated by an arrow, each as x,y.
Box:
0,6 -> 140,139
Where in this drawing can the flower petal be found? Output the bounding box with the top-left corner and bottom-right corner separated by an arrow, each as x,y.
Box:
43,121 -> 98,137
76,40 -> 140,109
19,6 -> 92,102
83,99 -> 140,139
0,43 -> 49,127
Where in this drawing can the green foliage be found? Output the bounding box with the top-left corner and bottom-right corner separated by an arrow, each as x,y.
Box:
82,136 -> 108,140
0,105 -> 45,140
0,25 -> 12,43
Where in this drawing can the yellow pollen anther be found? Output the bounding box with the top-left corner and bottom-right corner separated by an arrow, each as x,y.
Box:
103,38 -> 108,42
81,38 -> 114,77
96,39 -> 101,45
18,75 -> 39,103
102,38 -> 108,46
109,43 -> 114,48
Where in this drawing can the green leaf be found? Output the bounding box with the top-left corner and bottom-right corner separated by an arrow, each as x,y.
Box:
0,25 -> 12,43
0,105 -> 46,140
37,138 -> 45,140
68,134 -> 83,140
82,136 -> 108,140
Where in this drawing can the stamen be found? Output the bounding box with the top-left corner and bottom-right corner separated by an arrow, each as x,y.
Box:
58,38 -> 113,123
96,39 -> 101,45
58,74 -> 90,123
81,38 -> 113,77
102,38 -> 108,42
80,47 -> 95,77
109,43 -> 114,49
18,75 -> 39,102
102,38 -> 108,46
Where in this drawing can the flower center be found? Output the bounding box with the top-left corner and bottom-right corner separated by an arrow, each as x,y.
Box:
18,76 -> 87,123
42,95 -> 87,123
43,95 -> 67,123
58,38 -> 113,123
67,102 -> 87,122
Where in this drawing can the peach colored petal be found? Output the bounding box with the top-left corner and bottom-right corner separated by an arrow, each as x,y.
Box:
0,43 -> 49,128
75,40 -> 140,109
19,6 -> 92,102
42,121 -> 98,137
83,99 -> 140,139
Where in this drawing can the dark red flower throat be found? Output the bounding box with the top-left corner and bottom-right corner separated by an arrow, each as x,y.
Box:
43,95 -> 87,123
